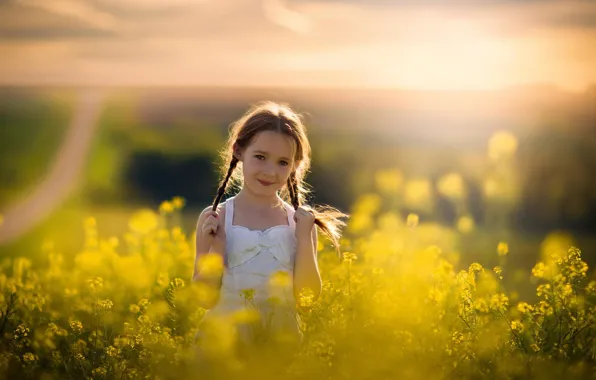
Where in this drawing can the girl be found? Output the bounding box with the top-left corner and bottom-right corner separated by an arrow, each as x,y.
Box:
192,101 -> 347,350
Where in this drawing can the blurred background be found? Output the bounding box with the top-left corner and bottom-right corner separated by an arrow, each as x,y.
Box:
0,0 -> 595,270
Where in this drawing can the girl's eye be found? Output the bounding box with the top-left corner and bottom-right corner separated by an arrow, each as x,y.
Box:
279,161 -> 289,167
255,155 -> 265,160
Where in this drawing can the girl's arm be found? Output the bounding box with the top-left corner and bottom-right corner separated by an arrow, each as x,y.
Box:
193,206 -> 226,308
293,221 -> 321,302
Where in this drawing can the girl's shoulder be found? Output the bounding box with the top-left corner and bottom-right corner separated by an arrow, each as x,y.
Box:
196,201 -> 227,229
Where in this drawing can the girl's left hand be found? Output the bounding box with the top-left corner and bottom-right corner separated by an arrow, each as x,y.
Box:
294,206 -> 315,237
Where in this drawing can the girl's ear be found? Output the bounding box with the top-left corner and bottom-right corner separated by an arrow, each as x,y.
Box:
233,143 -> 243,162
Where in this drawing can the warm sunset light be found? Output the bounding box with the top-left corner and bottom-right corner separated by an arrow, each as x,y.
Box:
0,0 -> 595,91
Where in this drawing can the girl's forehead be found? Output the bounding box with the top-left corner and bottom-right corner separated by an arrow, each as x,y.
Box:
248,131 -> 296,157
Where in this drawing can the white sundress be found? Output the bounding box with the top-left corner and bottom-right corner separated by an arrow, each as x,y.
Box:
196,195 -> 302,347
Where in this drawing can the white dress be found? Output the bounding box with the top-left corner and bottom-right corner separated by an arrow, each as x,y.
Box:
196,195 -> 302,347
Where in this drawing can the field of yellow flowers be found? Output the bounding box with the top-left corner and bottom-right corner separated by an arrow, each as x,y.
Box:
2,132 -> 596,379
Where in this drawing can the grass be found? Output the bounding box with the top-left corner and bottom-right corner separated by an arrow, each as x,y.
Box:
0,89 -> 74,207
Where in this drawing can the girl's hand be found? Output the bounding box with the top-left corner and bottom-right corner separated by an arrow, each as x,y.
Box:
200,210 -> 225,252
294,207 -> 315,238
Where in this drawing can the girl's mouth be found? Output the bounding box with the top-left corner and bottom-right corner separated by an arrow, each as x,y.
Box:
258,179 -> 275,186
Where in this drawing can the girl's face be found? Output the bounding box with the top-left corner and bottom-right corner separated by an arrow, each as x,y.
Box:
238,131 -> 296,197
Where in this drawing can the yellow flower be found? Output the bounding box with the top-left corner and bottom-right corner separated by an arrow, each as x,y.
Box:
240,289 -> 255,302
469,263 -> 484,274
173,278 -> 185,289
92,367 -> 107,377
159,201 -> 174,214
269,270 -> 291,288
128,209 -> 158,234
497,242 -> 509,256
490,293 -> 509,312
352,193 -> 382,215
196,253 -> 224,278
457,215 -> 475,234
87,277 -> 103,293
231,308 -> 261,325
98,299 -> 113,311
14,324 -> 29,340
488,130 -> 518,161
517,302 -> 533,314
493,266 -> 503,280
437,172 -> 466,200
84,217 -> 97,229
343,252 -> 358,264
172,196 -> 185,209
404,179 -> 432,209
586,281 -> 596,294
531,262 -> 547,279
406,213 -> 419,228
108,237 -> 119,248
452,332 -> 464,344
473,298 -> 490,313
298,288 -> 315,308
22,352 -> 37,364
374,169 -> 403,194
138,298 -> 150,310
70,321 -> 83,335
129,304 -> 140,314
510,320 -> 524,332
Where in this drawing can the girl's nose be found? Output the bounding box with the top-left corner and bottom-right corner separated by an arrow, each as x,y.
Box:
263,163 -> 276,176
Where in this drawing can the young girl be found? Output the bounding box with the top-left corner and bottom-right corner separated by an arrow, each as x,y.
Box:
192,101 -> 346,350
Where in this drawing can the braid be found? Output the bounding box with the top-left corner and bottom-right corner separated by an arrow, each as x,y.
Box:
287,171 -> 346,259
287,172 -> 300,210
212,156 -> 238,211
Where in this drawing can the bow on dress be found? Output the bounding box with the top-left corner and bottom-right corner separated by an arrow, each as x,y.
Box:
226,226 -> 296,270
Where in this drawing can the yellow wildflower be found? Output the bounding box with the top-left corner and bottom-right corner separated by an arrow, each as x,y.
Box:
240,289 -> 255,302
406,213 -> 419,228
510,321 -> 524,332
457,215 -> 475,234
129,209 -> 158,234
497,242 -> 509,256
231,308 -> 261,325
343,252 -> 358,264
404,179 -> 432,209
488,130 -> 518,161
374,169 -> 403,194
87,277 -> 103,293
196,253 -> 224,278
517,302 -> 533,314
129,304 -> 140,314
22,352 -> 37,364
269,270 -> 291,288
437,172 -> 466,200
159,201 -> 174,214
69,321 -> 83,335
172,196 -> 185,209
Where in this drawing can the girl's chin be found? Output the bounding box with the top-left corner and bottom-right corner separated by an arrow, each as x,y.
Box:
247,183 -> 281,195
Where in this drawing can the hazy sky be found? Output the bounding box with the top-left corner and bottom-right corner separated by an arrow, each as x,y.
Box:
1,0 -> 595,90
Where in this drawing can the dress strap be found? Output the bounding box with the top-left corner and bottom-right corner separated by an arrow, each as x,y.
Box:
225,196 -> 235,232
284,202 -> 296,229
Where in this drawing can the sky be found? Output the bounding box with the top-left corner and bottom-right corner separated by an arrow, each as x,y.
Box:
1,0 -> 595,91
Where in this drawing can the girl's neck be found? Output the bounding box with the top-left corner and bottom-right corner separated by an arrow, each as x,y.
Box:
234,188 -> 283,210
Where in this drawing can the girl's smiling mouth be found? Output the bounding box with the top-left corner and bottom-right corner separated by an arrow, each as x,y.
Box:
258,179 -> 275,186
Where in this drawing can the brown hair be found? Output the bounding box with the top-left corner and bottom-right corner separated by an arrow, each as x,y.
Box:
211,101 -> 347,255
